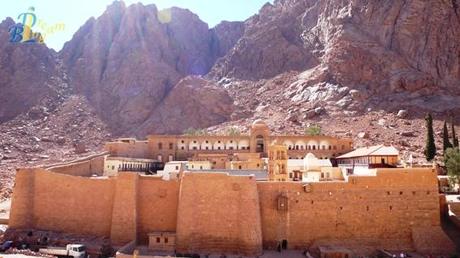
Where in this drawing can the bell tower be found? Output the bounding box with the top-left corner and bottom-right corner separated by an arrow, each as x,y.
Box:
249,120 -> 270,156
267,141 -> 288,181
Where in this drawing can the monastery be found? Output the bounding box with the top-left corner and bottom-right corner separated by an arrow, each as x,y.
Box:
6,120 -> 456,257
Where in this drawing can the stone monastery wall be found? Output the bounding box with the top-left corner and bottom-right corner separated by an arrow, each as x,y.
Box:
176,173 -> 263,255
8,158 -> 453,255
257,169 -> 443,251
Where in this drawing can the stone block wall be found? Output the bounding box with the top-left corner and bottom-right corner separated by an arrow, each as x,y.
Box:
176,173 -> 263,256
8,166 -> 454,255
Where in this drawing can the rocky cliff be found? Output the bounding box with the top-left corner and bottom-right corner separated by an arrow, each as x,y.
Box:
0,18 -> 68,123
211,0 -> 460,114
60,2 -> 238,135
0,0 -> 460,182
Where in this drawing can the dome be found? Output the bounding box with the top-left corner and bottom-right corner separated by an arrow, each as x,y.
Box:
252,119 -> 267,126
305,153 -> 316,160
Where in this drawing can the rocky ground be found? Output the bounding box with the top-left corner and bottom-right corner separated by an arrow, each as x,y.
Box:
0,95 -> 110,201
208,72 -> 455,165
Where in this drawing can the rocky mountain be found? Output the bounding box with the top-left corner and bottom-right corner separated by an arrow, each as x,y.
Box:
211,0 -> 460,114
1,0 -> 460,194
60,1 -> 239,135
0,18 -> 68,123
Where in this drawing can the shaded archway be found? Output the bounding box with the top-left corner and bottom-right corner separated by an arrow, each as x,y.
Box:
256,135 -> 264,153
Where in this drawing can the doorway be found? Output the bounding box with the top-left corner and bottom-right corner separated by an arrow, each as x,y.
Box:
281,239 -> 288,250
256,135 -> 264,153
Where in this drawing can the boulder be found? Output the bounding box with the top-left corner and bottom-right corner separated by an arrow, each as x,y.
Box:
358,132 -> 369,139
397,110 -> 409,118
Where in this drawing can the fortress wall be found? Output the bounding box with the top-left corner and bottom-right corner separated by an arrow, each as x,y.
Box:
137,176 -> 180,244
110,173 -> 139,245
105,142 -> 150,159
257,168 -> 445,252
47,155 -> 105,177
176,173 -> 263,256
9,169 -> 37,229
32,170 -> 115,237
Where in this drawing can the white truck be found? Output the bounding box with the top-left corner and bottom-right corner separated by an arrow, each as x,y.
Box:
39,244 -> 86,258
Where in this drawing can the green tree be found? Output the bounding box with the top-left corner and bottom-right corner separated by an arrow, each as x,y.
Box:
227,127 -> 241,136
446,148 -> 460,188
424,113 -> 436,161
183,128 -> 207,136
452,117 -> 459,148
305,124 -> 322,136
443,121 -> 453,152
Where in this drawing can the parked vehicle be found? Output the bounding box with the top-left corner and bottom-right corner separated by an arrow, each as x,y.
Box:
0,240 -> 13,252
39,244 -> 86,258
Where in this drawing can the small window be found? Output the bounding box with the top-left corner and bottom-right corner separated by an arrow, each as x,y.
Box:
156,237 -> 160,243
169,143 -> 173,150
175,166 -> 179,170
165,237 -> 168,244
158,143 -> 163,150
181,146 -> 185,150
112,166 -> 115,170
193,141 -> 197,143
181,140 -> 184,143
193,146 -> 197,150
239,166 -> 242,170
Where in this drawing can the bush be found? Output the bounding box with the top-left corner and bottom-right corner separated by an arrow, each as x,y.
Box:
305,124 -> 322,136
183,128 -> 207,136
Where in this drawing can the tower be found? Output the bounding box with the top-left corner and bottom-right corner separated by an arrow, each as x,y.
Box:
249,120 -> 270,156
268,141 -> 288,181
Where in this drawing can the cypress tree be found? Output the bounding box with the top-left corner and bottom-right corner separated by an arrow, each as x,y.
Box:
452,117 -> 459,148
424,113 -> 436,161
443,121 -> 453,152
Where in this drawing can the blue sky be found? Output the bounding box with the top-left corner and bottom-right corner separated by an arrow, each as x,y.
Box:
1,0 -> 272,51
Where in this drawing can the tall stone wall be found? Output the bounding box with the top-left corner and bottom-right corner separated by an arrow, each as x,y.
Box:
9,169 -> 36,229
257,168 -> 452,253
176,173 -> 263,256
137,176 -> 179,244
8,166 -> 454,255
9,168 -> 116,237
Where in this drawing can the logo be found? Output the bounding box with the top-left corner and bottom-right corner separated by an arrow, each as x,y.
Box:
8,7 -> 65,44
